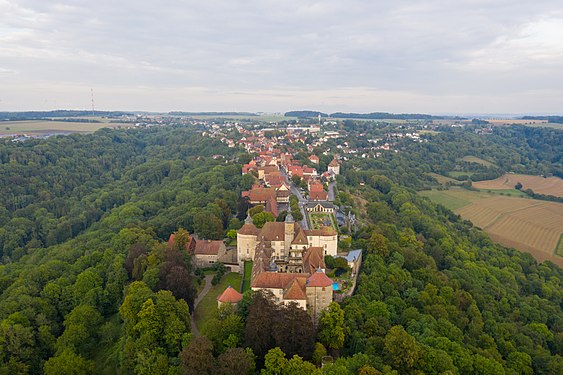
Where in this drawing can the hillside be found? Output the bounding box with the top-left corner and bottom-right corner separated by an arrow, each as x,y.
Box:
0,122 -> 561,374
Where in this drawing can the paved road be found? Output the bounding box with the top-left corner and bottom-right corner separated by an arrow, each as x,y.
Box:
328,182 -> 337,201
280,167 -> 309,229
190,274 -> 214,336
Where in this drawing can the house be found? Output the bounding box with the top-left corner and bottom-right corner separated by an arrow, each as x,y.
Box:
194,240 -> 227,268
257,165 -> 279,180
338,249 -> 363,276
309,190 -> 328,201
303,167 -> 317,177
167,234 -> 226,268
305,202 -> 335,214
309,155 -> 319,164
328,158 -> 340,175
308,181 -> 327,201
217,286 -> 243,308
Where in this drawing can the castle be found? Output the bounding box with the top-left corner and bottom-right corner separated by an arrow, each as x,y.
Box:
237,213 -> 337,320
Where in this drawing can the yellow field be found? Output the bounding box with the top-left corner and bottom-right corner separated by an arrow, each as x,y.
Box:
0,119 -> 115,136
474,174 -> 563,197
420,189 -> 563,266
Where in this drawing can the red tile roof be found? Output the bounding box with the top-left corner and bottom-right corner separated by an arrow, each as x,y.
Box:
310,190 -> 328,201
245,188 -> 277,203
252,272 -> 308,289
238,223 -> 259,236
167,233 -> 196,253
303,247 -> 325,274
306,270 -> 333,287
217,286 -> 243,303
258,222 -> 286,241
284,279 -> 307,300
194,240 -> 223,255
305,227 -> 337,236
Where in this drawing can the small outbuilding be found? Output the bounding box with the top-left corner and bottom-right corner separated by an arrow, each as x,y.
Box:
217,286 -> 243,308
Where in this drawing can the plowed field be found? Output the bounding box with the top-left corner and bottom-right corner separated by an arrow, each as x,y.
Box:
473,174 -> 563,197
420,189 -> 563,266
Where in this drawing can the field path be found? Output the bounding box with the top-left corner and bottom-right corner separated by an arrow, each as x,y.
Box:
190,275 -> 213,336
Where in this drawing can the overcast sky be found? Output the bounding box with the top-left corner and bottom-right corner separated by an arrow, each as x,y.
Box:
1,0 -> 562,114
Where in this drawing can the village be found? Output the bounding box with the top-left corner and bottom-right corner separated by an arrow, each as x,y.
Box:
162,120 -> 369,327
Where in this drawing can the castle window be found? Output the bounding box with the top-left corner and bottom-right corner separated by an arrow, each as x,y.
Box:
322,287 -> 325,291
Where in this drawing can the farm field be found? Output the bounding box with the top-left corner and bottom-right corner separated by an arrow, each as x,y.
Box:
0,119 -> 115,136
420,188 -> 563,266
473,174 -> 563,197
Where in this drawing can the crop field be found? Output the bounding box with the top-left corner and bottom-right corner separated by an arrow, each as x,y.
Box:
0,119 -> 114,136
473,174 -> 563,197
420,189 -> 563,266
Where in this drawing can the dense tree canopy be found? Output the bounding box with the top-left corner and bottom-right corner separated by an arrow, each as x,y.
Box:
0,122 -> 561,373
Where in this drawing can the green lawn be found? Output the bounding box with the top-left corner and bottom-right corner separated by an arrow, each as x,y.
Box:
242,261 -> 252,292
482,188 -> 529,198
193,272 -> 242,331
420,187 -> 531,211
419,189 -> 474,211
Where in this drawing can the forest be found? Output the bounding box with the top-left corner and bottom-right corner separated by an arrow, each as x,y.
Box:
0,123 -> 561,374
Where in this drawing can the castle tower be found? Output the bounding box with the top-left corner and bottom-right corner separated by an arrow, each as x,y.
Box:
306,267 -> 334,322
237,213 -> 259,266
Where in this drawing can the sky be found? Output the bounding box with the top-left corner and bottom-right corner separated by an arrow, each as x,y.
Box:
1,0 -> 563,114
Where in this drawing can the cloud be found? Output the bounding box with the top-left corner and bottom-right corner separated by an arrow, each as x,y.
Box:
1,0 -> 562,113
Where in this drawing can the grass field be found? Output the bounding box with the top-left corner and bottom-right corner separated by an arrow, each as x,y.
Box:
420,188 -> 563,266
460,155 -> 496,167
426,172 -> 462,186
242,261 -> 252,292
473,174 -> 563,197
193,272 -> 242,331
0,119 -> 114,135
308,212 -> 337,230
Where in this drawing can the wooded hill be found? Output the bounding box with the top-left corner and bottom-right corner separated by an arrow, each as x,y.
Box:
0,123 -> 561,374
